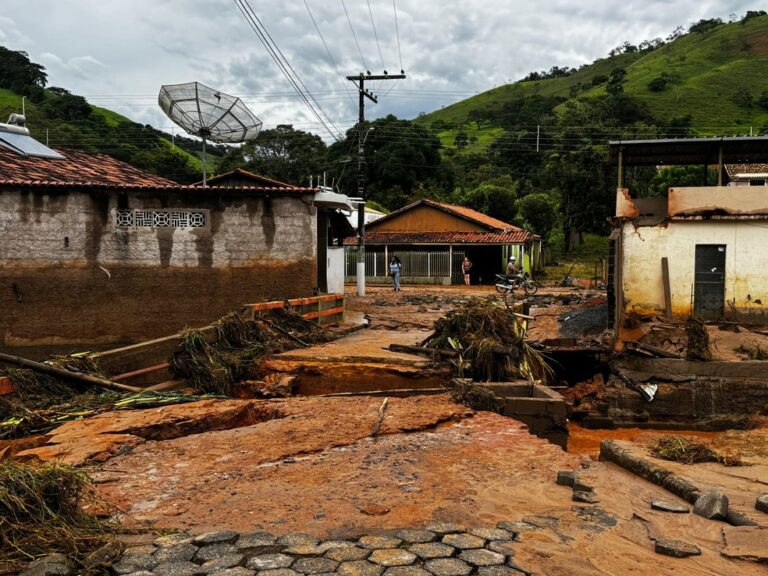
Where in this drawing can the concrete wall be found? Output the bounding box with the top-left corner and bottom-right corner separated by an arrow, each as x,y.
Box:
620,219 -> 768,319
0,187 -> 317,349
669,186 -> 768,216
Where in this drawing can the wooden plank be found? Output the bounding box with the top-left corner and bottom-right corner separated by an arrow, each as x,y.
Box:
246,301 -> 286,312
112,362 -> 171,382
661,257 -> 672,320
302,306 -> 345,320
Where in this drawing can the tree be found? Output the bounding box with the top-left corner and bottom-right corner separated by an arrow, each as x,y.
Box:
757,91 -> 768,111
518,193 -> 557,239
217,124 -> 327,186
689,18 -> 722,34
648,76 -> 668,92
0,47 -> 47,95
454,131 -> 469,149
460,183 -> 518,224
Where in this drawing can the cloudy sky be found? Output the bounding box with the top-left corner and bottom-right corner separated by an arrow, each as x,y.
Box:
0,0 -> 764,140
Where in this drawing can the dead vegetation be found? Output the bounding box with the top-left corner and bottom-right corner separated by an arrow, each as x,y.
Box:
650,435 -> 743,466
450,379 -> 504,413
685,317 -> 715,361
425,297 -> 551,382
0,461 -> 117,573
170,308 -> 328,395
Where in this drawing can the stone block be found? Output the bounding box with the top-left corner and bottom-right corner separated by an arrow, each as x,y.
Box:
693,489 -> 729,520
359,535 -> 403,550
200,555 -> 246,573
194,531 -> 240,546
423,558 -> 472,576
153,561 -> 207,576
383,568 -> 431,576
573,491 -> 599,504
337,560 -> 385,576
369,549 -> 417,567
467,528 -> 511,541
195,544 -> 238,563
458,549 -> 505,567
425,523 -> 465,535
278,534 -> 321,547
112,553 -> 158,575
394,529 -> 436,543
477,567 -> 527,576
209,569 -> 255,576
725,509 -> 758,527
154,543 -> 199,563
651,500 -> 689,513
246,554 -> 294,570
325,547 -> 371,562
291,557 -> 340,574
407,543 -> 455,559
756,494 -> 768,514
654,540 -> 701,558
555,471 -> 576,487
441,533 -> 485,550
487,541 -> 516,557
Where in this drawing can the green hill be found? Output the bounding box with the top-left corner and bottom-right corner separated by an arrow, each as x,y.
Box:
420,14 -> 768,149
0,48 -> 217,183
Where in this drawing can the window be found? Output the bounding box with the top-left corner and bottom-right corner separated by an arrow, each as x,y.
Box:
116,209 -> 208,229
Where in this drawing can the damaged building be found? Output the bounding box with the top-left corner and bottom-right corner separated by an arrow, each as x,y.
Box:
0,124 -> 352,354
610,136 -> 768,327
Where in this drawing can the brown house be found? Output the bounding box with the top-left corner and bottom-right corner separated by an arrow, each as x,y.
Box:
345,199 -> 540,284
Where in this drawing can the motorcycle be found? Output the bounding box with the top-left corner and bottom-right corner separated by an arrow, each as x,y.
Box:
495,272 -> 538,295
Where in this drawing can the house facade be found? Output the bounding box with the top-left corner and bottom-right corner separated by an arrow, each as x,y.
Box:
345,199 -> 540,285
0,144 -> 337,353
610,137 -> 768,331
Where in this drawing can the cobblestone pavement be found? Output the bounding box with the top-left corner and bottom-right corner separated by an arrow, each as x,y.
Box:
109,524 -> 532,576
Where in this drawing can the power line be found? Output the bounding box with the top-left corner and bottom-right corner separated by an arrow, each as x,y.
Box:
233,0 -> 342,141
303,0 -> 355,104
392,0 -> 403,73
366,0 -> 386,72
341,0 -> 368,73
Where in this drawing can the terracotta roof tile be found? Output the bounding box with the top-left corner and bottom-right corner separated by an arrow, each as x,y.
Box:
0,146 -> 176,186
344,230 -> 534,246
0,146 -> 314,193
725,163 -> 768,178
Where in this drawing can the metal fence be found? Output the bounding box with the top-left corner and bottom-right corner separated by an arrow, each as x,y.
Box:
346,247 -> 456,279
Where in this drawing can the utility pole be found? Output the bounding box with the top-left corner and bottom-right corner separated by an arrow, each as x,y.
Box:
346,72 -> 405,296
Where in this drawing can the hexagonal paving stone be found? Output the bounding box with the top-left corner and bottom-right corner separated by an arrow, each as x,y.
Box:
246,554 -> 295,571
278,534 -> 321,547
291,557 -> 340,574
154,543 -> 198,564
477,566 -> 527,576
394,530 -> 436,544
155,534 -> 196,548
441,534 -> 485,550
368,549 -> 417,567
284,545 -> 327,557
383,567 -> 431,576
423,558 -> 472,576
236,532 -> 282,554
359,535 -> 403,550
407,543 -> 455,560
487,541 -> 516,557
195,544 -> 238,563
200,554 -> 246,572
424,523 -> 465,535
152,561 -> 207,576
257,570 -> 300,576
209,569 -> 255,576
458,549 -> 505,567
467,528 -> 511,541
319,540 -> 356,552
337,560 -> 385,576
325,546 -> 372,562
112,553 -> 158,575
194,531 -> 240,546
124,545 -> 157,556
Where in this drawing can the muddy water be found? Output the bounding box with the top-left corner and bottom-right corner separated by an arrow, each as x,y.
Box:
567,422 -> 719,457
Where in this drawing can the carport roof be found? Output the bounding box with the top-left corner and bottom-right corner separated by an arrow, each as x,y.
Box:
609,136 -> 768,166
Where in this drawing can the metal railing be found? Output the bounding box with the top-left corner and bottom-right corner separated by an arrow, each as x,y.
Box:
345,247 -> 455,278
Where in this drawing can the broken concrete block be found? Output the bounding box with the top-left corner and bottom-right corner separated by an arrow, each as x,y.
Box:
651,500 -> 689,513
756,494 -> 768,514
654,539 -> 701,558
693,489 -> 729,520
573,491 -> 599,504
725,509 -> 758,527
555,470 -> 576,487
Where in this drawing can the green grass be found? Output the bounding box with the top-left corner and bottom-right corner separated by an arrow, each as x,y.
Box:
540,234 -> 609,284
91,105 -> 131,127
419,15 -> 768,151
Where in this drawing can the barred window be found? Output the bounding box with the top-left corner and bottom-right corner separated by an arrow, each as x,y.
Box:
116,209 -> 207,229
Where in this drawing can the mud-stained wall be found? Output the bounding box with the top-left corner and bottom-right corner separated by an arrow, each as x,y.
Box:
0,188 -> 317,348
669,186 -> 768,217
620,220 -> 768,320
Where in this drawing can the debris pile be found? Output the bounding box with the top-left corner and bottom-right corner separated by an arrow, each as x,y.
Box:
0,460 -> 117,573
685,317 -> 714,361
170,308 -> 329,395
651,435 -> 743,466
425,298 -> 550,383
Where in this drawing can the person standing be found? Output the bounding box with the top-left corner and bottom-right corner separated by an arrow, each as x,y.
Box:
389,255 -> 402,291
462,257 -> 473,286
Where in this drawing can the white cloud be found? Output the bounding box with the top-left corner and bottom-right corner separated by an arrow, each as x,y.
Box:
0,0 -> 765,138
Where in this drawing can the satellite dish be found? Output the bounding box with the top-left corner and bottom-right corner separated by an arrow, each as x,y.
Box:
158,81 -> 262,185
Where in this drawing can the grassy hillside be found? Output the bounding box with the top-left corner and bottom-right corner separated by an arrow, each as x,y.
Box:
421,15 -> 768,146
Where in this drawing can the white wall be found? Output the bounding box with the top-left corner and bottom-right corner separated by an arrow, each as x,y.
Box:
326,246 -> 345,294
621,220 -> 768,318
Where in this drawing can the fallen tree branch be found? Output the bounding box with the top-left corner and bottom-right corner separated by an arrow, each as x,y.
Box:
0,352 -> 141,393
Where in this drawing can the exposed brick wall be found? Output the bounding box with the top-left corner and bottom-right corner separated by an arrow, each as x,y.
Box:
0,187 -> 318,349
